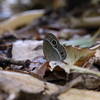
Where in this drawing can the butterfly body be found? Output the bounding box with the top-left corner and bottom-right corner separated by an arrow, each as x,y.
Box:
43,33 -> 67,61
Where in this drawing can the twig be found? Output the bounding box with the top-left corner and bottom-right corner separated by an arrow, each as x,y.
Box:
53,57 -> 100,97
61,59 -> 100,78
50,75 -> 85,99
70,65 -> 100,77
83,57 -> 97,68
60,75 -> 84,93
0,57 -> 30,68
51,57 -> 100,97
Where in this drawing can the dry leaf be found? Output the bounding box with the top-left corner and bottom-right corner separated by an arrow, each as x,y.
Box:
65,46 -> 89,65
12,40 -> 43,60
32,62 -> 48,77
75,50 -> 95,67
58,88 -> 100,100
29,56 -> 46,70
0,10 -> 45,31
95,49 -> 100,58
0,71 -> 58,95
1,71 -> 100,100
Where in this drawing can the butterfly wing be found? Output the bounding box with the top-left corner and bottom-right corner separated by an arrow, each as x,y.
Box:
43,33 -> 67,61
57,44 -> 67,60
43,39 -> 62,61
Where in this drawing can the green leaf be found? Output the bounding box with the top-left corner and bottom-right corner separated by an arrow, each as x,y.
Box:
62,28 -> 100,48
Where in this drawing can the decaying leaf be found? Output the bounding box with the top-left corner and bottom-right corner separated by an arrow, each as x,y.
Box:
0,10 -> 45,31
11,40 -> 48,77
74,50 -> 95,67
1,71 -> 100,100
12,40 -> 43,60
0,71 -> 59,95
29,56 -> 46,70
58,88 -> 100,100
32,62 -> 48,77
65,46 -> 90,65
95,49 -> 100,58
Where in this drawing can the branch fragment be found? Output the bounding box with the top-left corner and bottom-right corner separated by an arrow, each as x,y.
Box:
0,57 -> 30,68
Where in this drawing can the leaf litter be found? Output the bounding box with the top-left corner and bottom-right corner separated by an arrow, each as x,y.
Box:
0,0 -> 100,100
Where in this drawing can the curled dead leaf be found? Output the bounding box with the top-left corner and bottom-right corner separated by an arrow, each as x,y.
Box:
64,45 -> 89,65
75,50 -> 95,67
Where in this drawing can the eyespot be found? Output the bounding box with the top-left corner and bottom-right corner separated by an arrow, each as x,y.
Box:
51,39 -> 57,45
54,45 -> 57,48
60,51 -> 64,56
48,36 -> 51,38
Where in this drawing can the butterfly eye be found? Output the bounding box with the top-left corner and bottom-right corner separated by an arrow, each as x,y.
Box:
51,39 -> 57,45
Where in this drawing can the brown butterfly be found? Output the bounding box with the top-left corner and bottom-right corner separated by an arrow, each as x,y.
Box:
43,33 -> 67,61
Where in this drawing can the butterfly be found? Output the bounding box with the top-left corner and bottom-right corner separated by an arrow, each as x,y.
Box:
43,33 -> 67,61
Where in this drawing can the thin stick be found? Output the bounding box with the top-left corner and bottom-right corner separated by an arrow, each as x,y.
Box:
61,60 -> 100,78
0,57 -> 30,67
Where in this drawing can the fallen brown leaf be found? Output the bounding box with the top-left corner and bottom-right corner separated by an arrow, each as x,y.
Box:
75,50 -> 95,67
59,88 -> 100,100
12,40 -> 43,60
0,71 -> 59,95
0,10 -> 45,31
65,45 -> 89,65
95,49 -> 100,58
